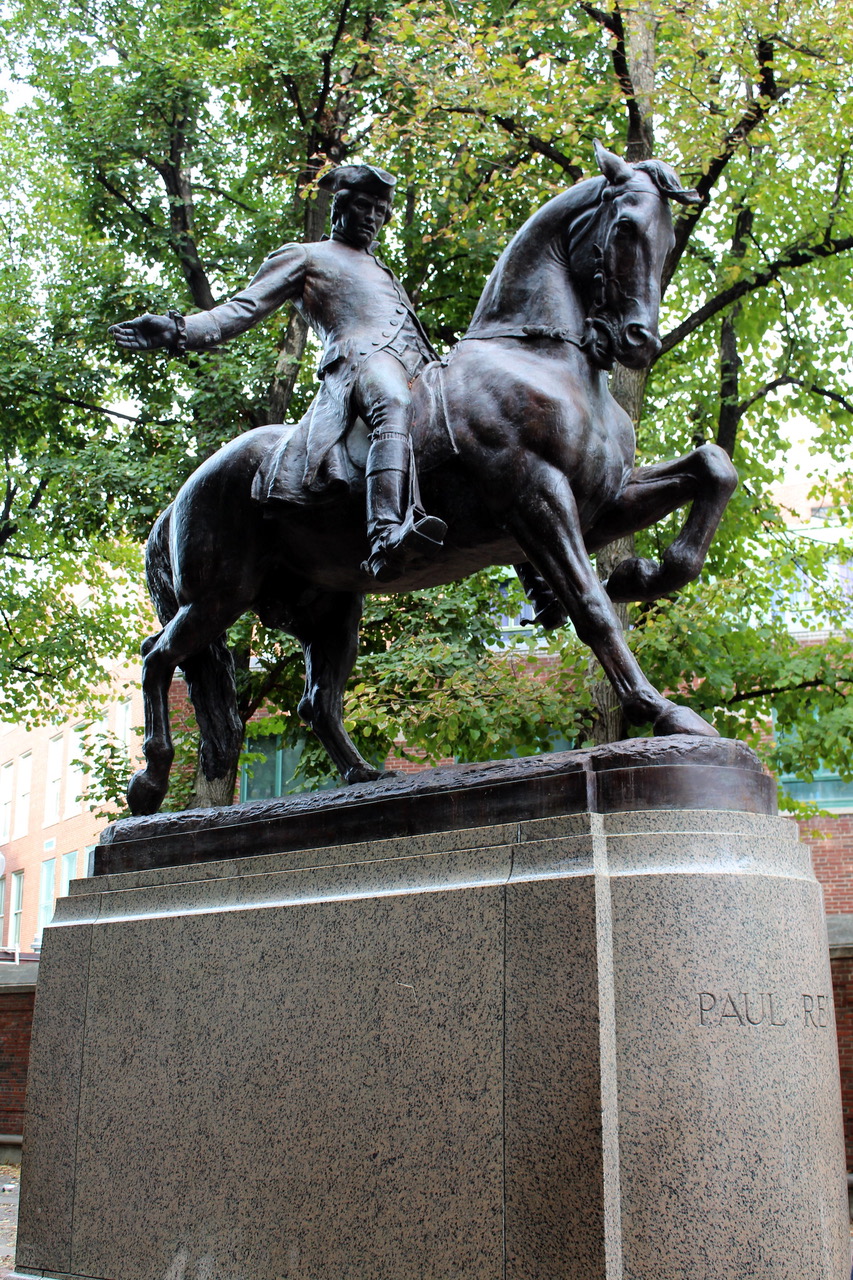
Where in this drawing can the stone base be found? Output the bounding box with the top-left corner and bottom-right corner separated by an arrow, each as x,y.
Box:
16,743 -> 850,1279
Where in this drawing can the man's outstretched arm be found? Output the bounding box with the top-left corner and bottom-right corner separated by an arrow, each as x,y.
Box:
109,243 -> 309,355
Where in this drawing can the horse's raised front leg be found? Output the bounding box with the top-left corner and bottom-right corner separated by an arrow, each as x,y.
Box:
291,590 -> 389,785
507,464 -> 717,738
128,601 -> 243,815
583,443 -> 737,603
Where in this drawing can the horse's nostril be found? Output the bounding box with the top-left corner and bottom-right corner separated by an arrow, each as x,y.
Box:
625,323 -> 652,347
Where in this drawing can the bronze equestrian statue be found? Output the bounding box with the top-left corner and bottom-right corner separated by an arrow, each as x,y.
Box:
111,143 -> 738,817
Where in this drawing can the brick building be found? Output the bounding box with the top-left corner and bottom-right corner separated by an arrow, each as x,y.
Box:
0,683 -> 143,954
799,814 -> 853,1165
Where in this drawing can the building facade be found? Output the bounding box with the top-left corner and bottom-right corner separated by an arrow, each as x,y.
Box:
0,686 -> 142,954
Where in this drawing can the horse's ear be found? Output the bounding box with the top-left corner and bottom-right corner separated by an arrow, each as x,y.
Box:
594,139 -> 632,187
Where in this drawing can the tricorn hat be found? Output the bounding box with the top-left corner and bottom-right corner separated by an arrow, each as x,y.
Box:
318,163 -> 397,202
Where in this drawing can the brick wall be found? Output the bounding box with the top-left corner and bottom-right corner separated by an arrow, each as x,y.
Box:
796,814 -> 853,1168
384,749 -> 455,774
797,815 -> 853,914
0,990 -> 34,1135
831,957 -> 853,1165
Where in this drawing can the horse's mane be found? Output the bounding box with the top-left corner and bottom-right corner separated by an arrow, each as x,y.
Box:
466,176 -> 608,333
465,158 -> 697,336
633,158 -> 701,205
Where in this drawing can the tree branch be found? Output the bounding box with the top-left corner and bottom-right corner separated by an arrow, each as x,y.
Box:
317,0 -> 353,118
717,201 -> 753,456
1,466 -> 16,529
25,474 -> 49,514
145,155 -> 216,311
578,2 -> 619,35
192,184 -> 260,214
738,375 -> 853,418
282,75 -> 308,127
664,37 -> 786,288
724,677 -> 847,707
240,653 -> 298,724
659,233 -> 853,356
29,389 -> 179,427
608,3 -> 647,157
93,170 -> 162,231
435,107 -> 582,178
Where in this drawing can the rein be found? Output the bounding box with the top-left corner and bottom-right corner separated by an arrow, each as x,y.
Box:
460,324 -> 585,347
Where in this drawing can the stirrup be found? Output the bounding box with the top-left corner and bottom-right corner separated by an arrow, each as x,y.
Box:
360,509 -> 447,582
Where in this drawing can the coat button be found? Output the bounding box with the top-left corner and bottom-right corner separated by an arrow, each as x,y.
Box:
382,331 -> 391,338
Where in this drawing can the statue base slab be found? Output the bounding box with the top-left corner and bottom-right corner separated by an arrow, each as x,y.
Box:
15,741 -> 849,1279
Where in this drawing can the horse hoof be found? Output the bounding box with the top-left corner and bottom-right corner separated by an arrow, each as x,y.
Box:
653,705 -> 719,737
344,765 -> 395,785
605,557 -> 660,603
127,769 -> 167,815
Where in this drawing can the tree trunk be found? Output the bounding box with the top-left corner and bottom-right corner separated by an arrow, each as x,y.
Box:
587,0 -> 657,745
188,768 -> 240,809
589,363 -> 649,744
717,204 -> 753,458
266,177 -> 332,423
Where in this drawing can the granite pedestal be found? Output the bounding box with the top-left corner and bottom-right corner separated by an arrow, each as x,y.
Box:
15,739 -> 850,1279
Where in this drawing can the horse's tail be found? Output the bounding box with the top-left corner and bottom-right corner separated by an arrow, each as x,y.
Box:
145,505 -> 180,629
145,508 -> 244,785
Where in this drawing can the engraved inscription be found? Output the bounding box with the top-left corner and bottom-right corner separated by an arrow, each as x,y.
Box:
802,994 -> 830,1028
698,991 -> 786,1027
699,990 -> 832,1029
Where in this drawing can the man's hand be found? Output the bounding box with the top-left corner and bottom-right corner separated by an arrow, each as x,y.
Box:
109,313 -> 176,351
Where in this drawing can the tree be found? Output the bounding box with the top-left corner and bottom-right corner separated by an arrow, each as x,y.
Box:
368,0 -> 853,790
2,0 -> 851,808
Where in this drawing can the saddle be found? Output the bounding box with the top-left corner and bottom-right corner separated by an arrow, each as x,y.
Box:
250,361 -> 458,508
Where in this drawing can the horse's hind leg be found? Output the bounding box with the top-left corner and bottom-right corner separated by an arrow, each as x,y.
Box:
128,601 -> 243,815
584,443 -> 737,602
290,590 -> 387,785
507,464 -> 717,738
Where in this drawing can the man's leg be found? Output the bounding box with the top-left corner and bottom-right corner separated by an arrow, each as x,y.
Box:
355,352 -> 446,581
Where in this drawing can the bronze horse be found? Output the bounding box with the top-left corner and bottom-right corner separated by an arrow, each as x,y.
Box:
127,144 -> 737,815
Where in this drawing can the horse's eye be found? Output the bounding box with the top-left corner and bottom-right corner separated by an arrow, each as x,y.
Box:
615,218 -> 635,236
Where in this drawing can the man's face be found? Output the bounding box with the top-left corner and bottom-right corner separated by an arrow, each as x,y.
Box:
338,192 -> 392,248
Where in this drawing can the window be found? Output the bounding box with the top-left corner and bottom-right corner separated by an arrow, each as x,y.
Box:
778,769 -> 853,813
65,725 -> 86,818
13,753 -> 31,839
115,699 -> 133,753
0,878 -> 6,934
44,736 -> 64,825
240,735 -> 314,801
9,871 -> 23,947
36,859 -> 56,943
58,850 -> 78,898
83,844 -> 96,878
0,764 -> 12,842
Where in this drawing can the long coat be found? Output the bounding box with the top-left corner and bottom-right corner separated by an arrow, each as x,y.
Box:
183,236 -> 437,493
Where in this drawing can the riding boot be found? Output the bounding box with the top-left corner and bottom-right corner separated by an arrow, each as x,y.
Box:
360,431 -> 447,582
514,562 -> 568,631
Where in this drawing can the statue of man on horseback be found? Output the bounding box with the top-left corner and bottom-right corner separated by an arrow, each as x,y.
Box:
109,143 -> 740,819
110,163 -> 447,582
